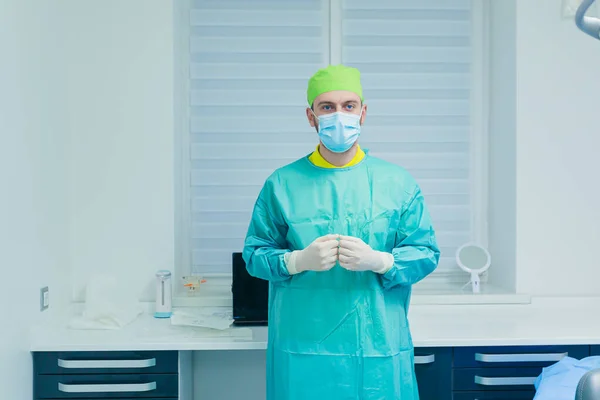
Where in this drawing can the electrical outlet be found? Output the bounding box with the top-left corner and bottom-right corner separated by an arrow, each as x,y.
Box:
40,286 -> 49,311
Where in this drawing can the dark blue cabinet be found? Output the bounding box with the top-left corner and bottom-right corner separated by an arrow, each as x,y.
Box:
417,345 -> 592,399
414,347 -> 452,400
451,345 -> 590,400
454,345 -> 589,368
32,345 -> 593,400
454,367 -> 542,391
33,351 -> 178,375
32,351 -> 179,400
453,391 -> 536,400
35,374 -> 178,399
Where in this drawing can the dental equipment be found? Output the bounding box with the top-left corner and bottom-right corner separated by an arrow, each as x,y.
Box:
575,0 -> 600,40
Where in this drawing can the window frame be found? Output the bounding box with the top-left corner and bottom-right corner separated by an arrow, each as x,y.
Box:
173,0 -> 491,292
173,0 -> 193,289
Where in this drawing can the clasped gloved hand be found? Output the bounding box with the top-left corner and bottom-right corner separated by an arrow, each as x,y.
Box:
284,234 -> 340,274
338,236 -> 394,274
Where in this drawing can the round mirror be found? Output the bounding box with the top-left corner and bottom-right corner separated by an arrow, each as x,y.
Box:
455,243 -> 491,275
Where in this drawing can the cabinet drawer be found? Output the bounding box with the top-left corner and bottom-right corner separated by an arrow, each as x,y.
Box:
33,351 -> 178,375
453,391 -> 535,400
454,367 -> 540,391
414,347 -> 452,400
590,345 -> 600,355
454,345 -> 589,368
35,374 -> 177,399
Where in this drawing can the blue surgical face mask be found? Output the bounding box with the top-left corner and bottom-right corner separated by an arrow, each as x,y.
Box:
314,109 -> 363,153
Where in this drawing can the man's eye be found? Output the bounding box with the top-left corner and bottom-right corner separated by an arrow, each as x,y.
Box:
323,105 -> 332,110
345,104 -> 354,110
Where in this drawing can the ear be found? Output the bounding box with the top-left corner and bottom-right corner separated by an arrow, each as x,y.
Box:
360,104 -> 367,125
306,107 -> 317,128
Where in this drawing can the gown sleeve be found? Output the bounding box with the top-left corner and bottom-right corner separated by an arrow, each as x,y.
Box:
380,186 -> 441,290
242,179 -> 292,282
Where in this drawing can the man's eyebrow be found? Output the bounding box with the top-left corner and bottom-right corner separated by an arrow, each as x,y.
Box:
316,101 -> 335,107
316,100 -> 359,107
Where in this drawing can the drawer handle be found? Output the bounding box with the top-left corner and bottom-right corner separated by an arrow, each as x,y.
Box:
414,354 -> 435,364
474,376 -> 537,386
475,352 -> 567,363
58,382 -> 157,393
57,358 -> 157,369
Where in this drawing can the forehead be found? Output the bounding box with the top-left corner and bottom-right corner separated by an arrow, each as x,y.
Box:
313,90 -> 361,106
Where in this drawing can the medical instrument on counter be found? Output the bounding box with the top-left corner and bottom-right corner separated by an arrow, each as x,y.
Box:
456,243 -> 491,294
154,270 -> 172,318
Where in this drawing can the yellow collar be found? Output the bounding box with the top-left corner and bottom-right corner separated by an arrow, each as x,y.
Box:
308,144 -> 365,168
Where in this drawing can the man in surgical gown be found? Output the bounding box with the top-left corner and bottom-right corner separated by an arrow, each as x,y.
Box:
242,65 -> 440,400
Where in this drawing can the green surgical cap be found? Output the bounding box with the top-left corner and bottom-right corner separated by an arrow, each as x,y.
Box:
306,65 -> 363,107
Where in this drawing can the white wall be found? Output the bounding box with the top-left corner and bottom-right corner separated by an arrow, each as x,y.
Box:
488,0 -> 517,293
0,1 -> 71,398
14,0 -> 594,318
62,0 -> 175,301
2,0 -> 599,399
5,0 -> 592,308
57,0 -> 600,299
515,0 -> 600,296
193,351 -> 266,399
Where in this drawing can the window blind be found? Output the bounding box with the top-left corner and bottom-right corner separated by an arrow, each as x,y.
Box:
341,0 -> 474,279
187,0 -> 328,274
184,0 -> 481,281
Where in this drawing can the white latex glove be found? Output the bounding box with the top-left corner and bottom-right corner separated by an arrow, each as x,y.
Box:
284,234 -> 340,274
338,236 -> 394,274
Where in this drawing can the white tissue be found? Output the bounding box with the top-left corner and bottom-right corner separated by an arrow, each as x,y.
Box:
69,274 -> 143,330
170,308 -> 234,330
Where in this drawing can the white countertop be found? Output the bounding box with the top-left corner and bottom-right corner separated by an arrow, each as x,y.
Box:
30,297 -> 600,352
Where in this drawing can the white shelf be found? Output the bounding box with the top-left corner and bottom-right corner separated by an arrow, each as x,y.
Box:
172,281 -> 530,308
30,296 -> 600,352
411,282 -> 530,305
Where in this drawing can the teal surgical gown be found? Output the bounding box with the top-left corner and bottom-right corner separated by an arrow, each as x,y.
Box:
242,153 -> 440,400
